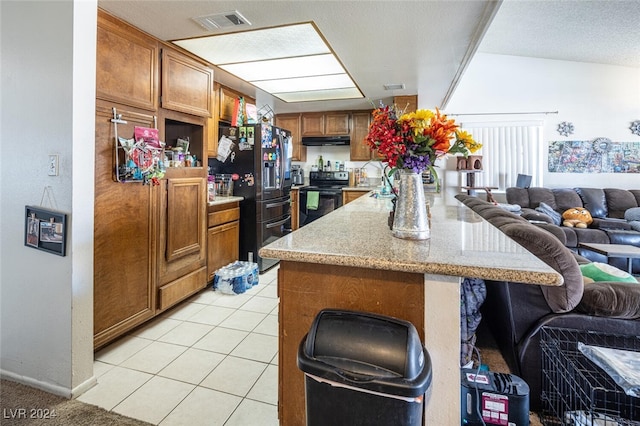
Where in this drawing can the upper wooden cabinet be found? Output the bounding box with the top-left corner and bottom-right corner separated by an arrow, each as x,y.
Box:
219,86 -> 238,123
96,10 -> 159,111
301,112 -> 350,136
275,113 -> 306,162
350,111 -> 376,161
394,95 -> 418,114
161,49 -> 213,117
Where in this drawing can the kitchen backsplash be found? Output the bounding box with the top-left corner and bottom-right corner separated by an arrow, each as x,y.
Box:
293,145 -> 386,185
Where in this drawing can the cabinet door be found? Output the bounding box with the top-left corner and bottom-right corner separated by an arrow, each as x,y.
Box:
96,10 -> 158,111
207,221 -> 240,281
219,87 -> 238,122
94,102 -> 157,349
394,95 -> 418,113
290,188 -> 300,231
350,112 -> 373,161
161,49 -> 213,117
343,190 -> 368,205
276,114 -> 306,161
301,113 -> 324,136
324,112 -> 350,135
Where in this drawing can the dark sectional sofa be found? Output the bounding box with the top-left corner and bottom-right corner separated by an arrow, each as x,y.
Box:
456,193 -> 640,411
506,187 -> 640,274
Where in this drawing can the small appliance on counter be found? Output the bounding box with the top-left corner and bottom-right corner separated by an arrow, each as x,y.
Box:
291,165 -> 304,185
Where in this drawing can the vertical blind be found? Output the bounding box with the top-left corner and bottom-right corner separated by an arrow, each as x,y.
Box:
460,121 -> 544,190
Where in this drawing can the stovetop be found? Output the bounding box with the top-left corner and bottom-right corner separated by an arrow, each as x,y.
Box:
307,171 -> 350,189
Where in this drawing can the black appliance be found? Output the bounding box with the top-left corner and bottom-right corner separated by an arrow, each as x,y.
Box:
302,135 -> 350,146
208,123 -> 292,273
460,369 -> 530,426
299,171 -> 349,226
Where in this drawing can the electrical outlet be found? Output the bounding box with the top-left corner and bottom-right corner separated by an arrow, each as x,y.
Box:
48,154 -> 59,176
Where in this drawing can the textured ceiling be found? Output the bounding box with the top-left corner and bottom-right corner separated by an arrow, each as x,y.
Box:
97,0 -> 640,114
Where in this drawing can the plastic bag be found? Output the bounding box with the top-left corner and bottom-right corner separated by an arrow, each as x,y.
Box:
213,261 -> 259,295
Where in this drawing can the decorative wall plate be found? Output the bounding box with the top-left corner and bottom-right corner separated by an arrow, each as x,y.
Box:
630,120 -> 640,136
592,137 -> 611,154
557,121 -> 574,136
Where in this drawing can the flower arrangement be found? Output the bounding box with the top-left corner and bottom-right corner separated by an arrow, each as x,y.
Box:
365,105 -> 482,179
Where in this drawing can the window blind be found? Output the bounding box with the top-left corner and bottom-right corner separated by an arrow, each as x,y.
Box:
460,121 -> 544,190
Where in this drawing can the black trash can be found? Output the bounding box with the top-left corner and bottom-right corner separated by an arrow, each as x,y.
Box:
297,309 -> 432,426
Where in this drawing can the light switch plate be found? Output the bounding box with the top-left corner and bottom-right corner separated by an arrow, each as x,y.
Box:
48,154 -> 59,176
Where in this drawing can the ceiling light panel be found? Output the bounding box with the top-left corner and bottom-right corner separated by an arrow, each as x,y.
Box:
174,23 -> 329,65
219,54 -> 344,81
274,87 -> 364,103
252,74 -> 355,93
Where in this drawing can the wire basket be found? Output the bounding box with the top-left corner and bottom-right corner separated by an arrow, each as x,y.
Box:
540,326 -> 640,425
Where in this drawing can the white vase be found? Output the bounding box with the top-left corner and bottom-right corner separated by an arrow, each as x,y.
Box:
392,170 -> 430,240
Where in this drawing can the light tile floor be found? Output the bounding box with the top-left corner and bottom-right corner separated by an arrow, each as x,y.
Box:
79,267 -> 280,425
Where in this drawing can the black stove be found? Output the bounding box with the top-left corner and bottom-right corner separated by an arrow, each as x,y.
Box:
299,171 -> 350,226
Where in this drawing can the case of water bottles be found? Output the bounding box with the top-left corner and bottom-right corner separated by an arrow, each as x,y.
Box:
213,261 -> 259,295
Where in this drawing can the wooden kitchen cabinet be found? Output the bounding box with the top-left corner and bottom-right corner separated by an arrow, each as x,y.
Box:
157,176 -> 208,311
96,10 -> 158,112
394,95 -> 418,113
219,86 -> 240,123
161,48 -> 213,117
324,112 -> 350,135
275,113 -> 306,161
207,201 -> 240,281
350,111 -> 373,161
301,112 -> 350,136
343,189 -> 370,205
94,101 -> 157,350
290,188 -> 300,231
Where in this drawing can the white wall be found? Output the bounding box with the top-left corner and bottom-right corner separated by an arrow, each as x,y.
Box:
0,0 -> 96,397
446,53 -> 640,190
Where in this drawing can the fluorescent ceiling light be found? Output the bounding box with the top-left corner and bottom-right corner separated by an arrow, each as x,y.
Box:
173,22 -> 363,103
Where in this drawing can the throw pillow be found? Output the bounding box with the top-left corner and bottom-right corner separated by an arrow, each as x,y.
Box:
579,262 -> 638,284
625,207 -> 640,222
629,220 -> 640,232
577,281 -> 640,319
535,202 -> 562,225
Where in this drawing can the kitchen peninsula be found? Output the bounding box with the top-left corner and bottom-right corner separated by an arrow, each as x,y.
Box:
259,192 -> 563,425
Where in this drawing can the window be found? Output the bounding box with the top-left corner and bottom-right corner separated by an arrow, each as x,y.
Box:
460,120 -> 544,190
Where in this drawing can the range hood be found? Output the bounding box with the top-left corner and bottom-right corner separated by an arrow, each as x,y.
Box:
302,135 -> 350,146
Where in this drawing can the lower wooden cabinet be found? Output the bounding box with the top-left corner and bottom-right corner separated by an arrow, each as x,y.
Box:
343,189 -> 370,204
157,176 -> 208,310
207,201 -> 240,281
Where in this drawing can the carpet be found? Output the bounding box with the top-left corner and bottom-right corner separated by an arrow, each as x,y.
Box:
0,380 -> 152,426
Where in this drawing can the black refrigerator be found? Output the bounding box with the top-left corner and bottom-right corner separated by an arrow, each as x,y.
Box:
208,123 -> 292,273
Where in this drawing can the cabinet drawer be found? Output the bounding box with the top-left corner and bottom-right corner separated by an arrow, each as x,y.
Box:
158,266 -> 207,310
208,207 -> 240,227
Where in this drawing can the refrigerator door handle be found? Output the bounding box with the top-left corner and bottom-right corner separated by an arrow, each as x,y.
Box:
265,215 -> 291,229
266,199 -> 291,209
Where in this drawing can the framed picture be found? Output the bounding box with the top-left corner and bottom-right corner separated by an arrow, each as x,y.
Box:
24,206 -> 67,256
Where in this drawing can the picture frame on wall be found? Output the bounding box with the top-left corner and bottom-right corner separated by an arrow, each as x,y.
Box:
24,206 -> 67,256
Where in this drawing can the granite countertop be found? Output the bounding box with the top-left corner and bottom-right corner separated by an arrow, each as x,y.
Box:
259,191 -> 563,286
208,196 -> 243,206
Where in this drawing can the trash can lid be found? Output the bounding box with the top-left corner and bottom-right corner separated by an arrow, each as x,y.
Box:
297,310 -> 432,397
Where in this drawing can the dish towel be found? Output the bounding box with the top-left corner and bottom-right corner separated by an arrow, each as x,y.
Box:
306,191 -> 319,211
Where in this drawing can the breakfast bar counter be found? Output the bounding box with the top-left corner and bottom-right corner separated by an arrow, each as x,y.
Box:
260,191 -> 562,425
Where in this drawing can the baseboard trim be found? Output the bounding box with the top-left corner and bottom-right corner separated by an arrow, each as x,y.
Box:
0,369 -> 97,399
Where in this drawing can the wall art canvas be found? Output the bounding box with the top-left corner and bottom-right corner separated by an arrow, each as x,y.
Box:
548,140 -> 640,173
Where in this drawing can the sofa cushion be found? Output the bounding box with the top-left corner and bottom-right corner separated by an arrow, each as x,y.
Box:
573,228 -> 611,245
506,187 -> 530,208
605,229 -> 640,246
500,223 -> 584,313
631,190 -> 640,206
552,188 -> 584,213
579,262 -> 638,283
520,208 -> 555,224
535,202 -> 562,225
576,188 -> 608,218
590,218 -> 632,230
577,281 -> 640,319
606,189 -> 639,219
528,188 -> 557,210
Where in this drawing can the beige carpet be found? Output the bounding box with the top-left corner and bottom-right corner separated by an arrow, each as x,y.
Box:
0,380 -> 152,426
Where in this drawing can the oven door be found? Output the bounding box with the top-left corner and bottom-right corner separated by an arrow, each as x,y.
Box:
299,189 -> 342,226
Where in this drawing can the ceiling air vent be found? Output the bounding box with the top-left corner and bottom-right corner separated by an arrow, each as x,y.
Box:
193,11 -> 251,31
384,83 -> 405,91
